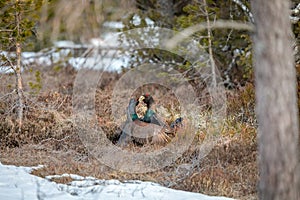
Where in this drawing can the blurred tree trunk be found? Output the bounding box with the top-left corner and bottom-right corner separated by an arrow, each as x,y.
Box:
251,0 -> 300,199
156,0 -> 174,28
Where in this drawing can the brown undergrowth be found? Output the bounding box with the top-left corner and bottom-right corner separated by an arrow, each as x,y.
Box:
0,65 -> 258,199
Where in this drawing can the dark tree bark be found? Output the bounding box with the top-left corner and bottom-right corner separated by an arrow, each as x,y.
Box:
251,0 -> 299,199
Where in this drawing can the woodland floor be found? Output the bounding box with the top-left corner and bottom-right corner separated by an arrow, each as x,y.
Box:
0,65 -> 262,199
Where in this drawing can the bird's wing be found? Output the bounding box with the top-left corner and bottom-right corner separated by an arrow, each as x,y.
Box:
150,113 -> 168,127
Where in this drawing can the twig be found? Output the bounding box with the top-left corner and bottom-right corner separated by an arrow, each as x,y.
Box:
203,0 -> 217,88
165,20 -> 254,50
231,0 -> 254,23
0,89 -> 16,100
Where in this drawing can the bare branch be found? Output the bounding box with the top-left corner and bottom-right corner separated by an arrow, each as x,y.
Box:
1,53 -> 17,73
0,29 -> 14,32
231,0 -> 254,23
291,3 -> 300,24
203,0 -> 217,87
291,3 -> 300,15
165,20 -> 254,49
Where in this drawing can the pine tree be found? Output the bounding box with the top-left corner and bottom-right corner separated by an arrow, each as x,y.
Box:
0,0 -> 43,132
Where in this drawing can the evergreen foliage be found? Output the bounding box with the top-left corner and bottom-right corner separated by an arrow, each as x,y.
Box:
0,0 -> 43,52
122,0 -> 254,86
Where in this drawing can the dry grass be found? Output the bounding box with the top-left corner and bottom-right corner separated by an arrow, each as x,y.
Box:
0,65 -> 260,199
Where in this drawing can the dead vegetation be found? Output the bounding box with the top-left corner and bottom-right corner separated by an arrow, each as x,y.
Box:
0,64 -> 259,199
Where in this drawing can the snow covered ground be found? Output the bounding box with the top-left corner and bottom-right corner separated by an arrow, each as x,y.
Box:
0,162 -> 234,200
0,32 -> 129,74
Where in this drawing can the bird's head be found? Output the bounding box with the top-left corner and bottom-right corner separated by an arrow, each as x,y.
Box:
138,95 -> 145,102
142,94 -> 154,108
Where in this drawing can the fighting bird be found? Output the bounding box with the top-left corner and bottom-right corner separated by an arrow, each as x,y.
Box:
117,94 -> 183,146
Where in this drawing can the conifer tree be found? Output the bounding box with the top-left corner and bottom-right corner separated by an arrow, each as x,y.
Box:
0,0 -> 43,132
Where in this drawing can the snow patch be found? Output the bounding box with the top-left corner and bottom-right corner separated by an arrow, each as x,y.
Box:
0,162 -> 234,200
